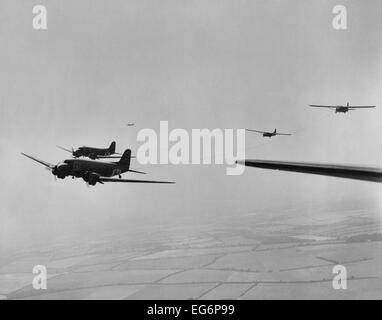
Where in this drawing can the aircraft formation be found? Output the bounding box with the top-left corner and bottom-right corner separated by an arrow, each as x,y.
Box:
22,101 -> 379,187
22,140 -> 175,186
238,102 -> 381,183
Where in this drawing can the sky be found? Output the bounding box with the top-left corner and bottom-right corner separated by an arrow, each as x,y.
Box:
1,0 -> 382,254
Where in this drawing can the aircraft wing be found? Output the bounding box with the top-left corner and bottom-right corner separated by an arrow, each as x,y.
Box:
97,155 -> 122,159
56,145 -> 73,153
98,155 -> 136,159
348,105 -> 376,108
246,129 -> 267,134
99,177 -> 175,184
21,153 -> 55,170
309,105 -> 336,108
275,133 -> 292,136
236,160 -> 382,183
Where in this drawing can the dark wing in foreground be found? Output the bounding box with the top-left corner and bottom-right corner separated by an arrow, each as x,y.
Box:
99,177 -> 175,184
236,160 -> 382,183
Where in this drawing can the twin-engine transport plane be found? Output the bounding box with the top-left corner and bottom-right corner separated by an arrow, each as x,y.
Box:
245,128 -> 292,138
309,102 -> 376,114
236,160 -> 382,183
21,149 -> 175,186
57,141 -> 122,160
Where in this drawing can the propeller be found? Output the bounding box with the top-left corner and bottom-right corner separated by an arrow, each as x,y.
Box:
43,163 -> 58,181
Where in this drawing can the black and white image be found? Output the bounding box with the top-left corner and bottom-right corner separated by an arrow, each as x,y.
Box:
1,0 -> 382,300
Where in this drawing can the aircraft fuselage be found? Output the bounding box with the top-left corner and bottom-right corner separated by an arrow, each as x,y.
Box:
335,106 -> 349,113
54,159 -> 127,180
73,147 -> 111,159
263,132 -> 275,137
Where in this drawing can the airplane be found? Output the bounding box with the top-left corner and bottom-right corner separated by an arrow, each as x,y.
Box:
245,128 -> 292,138
309,102 -> 376,114
21,149 -> 175,186
127,123 -> 135,127
236,160 -> 382,183
56,141 -> 123,160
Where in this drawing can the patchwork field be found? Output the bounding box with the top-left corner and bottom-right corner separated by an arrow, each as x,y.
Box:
2,208 -> 382,299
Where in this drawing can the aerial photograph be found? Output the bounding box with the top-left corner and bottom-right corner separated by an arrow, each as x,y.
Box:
1,0 -> 382,302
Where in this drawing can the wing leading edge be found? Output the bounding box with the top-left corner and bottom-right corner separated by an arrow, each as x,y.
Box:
245,129 -> 266,134
21,153 -> 55,169
236,160 -> 382,183
275,133 -> 292,136
348,106 -> 376,108
309,105 -> 337,108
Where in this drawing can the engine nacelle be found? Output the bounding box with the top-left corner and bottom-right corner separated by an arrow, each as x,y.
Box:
83,172 -> 100,185
53,163 -> 70,179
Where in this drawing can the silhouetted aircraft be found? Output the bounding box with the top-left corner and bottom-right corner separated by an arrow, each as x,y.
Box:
236,160 -> 382,183
21,149 -> 175,186
309,102 -> 376,114
127,123 -> 135,127
246,128 -> 292,138
57,141 -> 122,160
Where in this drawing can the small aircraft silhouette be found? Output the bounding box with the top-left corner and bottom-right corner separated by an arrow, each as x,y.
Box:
245,128 -> 292,138
236,160 -> 382,183
57,141 -> 122,160
21,149 -> 175,186
127,123 -> 135,127
309,102 -> 376,114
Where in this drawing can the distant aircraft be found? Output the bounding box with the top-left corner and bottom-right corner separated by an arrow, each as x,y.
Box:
127,123 -> 135,127
236,160 -> 382,183
246,128 -> 292,138
21,149 -> 175,186
309,102 -> 376,114
57,141 -> 122,160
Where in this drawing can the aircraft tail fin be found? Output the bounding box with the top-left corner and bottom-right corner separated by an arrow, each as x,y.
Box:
109,141 -> 116,154
273,128 -> 277,134
118,149 -> 131,170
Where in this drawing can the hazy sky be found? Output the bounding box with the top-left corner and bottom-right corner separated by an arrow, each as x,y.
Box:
1,0 -> 382,253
